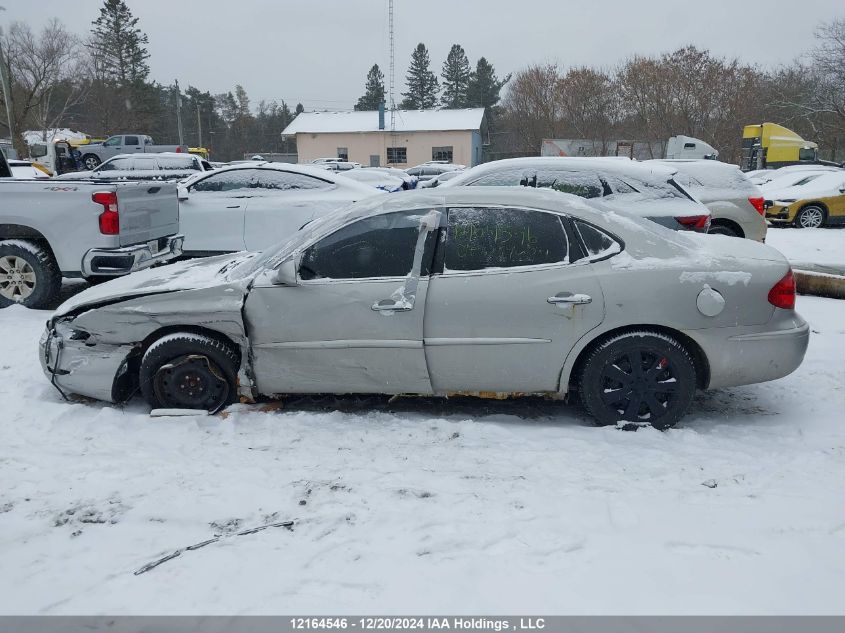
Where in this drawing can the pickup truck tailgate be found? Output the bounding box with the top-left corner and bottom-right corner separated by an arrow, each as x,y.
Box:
114,182 -> 179,246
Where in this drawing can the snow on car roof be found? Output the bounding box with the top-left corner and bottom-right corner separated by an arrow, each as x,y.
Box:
179,161 -> 381,194
444,156 -> 678,187
281,108 -> 485,134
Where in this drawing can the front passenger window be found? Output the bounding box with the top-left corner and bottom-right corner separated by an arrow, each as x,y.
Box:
300,211 -> 437,280
190,169 -> 257,192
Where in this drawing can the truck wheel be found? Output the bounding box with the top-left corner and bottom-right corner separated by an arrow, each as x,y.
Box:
82,154 -> 100,170
795,205 -> 826,229
140,333 -> 239,412
578,331 -> 697,430
0,240 -> 62,309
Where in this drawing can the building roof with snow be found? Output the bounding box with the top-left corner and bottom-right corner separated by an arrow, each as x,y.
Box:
281,108 -> 486,136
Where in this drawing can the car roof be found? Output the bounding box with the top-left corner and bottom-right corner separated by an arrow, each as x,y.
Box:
106,152 -> 195,160
180,161 -> 380,194
445,156 -> 677,186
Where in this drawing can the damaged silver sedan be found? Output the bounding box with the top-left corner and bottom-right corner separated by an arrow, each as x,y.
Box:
40,187 -> 809,429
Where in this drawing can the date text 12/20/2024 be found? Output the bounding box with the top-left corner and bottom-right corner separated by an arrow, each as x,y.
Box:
290,618 -> 546,631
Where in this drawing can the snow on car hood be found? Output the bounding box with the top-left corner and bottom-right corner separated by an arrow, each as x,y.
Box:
53,253 -> 254,318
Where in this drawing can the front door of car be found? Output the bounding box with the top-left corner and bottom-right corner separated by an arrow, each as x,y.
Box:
179,169 -> 258,254
244,208 -> 441,395
423,206 -> 606,394
100,136 -> 123,160
242,170 -> 338,252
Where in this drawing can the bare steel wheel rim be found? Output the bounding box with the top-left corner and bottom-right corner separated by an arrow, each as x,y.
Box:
152,354 -> 230,411
0,256 -> 37,302
799,207 -> 824,228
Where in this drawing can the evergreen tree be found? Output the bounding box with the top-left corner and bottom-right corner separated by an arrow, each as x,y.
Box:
440,44 -> 471,108
89,0 -> 150,84
400,43 -> 439,109
466,57 -> 510,110
295,103 -> 305,115
355,64 -> 386,111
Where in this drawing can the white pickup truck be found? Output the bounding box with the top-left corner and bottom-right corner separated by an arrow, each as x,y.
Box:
77,134 -> 189,171
0,151 -> 183,309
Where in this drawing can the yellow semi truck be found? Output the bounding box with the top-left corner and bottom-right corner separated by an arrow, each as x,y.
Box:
741,123 -> 818,171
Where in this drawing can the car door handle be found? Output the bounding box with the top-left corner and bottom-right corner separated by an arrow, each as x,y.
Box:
372,299 -> 413,312
226,205 -> 241,209
548,293 -> 592,305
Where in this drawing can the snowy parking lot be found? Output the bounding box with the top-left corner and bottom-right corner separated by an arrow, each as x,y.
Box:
1,278 -> 844,614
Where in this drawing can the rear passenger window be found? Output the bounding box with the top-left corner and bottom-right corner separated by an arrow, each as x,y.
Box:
573,220 -> 621,260
444,207 -> 568,271
603,176 -> 640,194
157,156 -> 198,170
534,170 -> 604,198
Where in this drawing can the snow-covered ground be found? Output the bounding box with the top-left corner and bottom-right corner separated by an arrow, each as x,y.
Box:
765,226 -> 845,271
1,290 -> 844,615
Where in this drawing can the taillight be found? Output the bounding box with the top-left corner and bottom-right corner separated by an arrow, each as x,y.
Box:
768,270 -> 796,309
748,196 -> 765,215
92,191 -> 119,235
675,214 -> 711,231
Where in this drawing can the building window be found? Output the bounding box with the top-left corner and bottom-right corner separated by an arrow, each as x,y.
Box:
387,147 -> 407,164
432,146 -> 453,162
337,147 -> 348,161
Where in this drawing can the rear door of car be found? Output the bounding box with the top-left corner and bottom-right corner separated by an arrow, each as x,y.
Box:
242,170 -> 340,251
422,205 -> 605,393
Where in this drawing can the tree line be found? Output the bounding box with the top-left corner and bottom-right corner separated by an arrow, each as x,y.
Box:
0,0 -> 303,161
496,19 -> 845,164
1,1 -> 843,164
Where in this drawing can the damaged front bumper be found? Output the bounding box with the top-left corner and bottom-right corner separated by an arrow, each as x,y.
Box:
40,321 -> 137,403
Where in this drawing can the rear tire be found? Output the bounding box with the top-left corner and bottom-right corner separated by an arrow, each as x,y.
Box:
795,205 -> 826,229
0,240 -> 62,309
578,332 -> 697,430
140,333 -> 239,412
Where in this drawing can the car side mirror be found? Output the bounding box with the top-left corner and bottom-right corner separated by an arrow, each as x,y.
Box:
273,258 -> 299,286
177,185 -> 189,201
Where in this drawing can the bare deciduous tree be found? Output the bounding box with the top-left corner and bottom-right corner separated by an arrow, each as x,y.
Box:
1,19 -> 88,154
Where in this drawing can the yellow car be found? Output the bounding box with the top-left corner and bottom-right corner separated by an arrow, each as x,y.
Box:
765,172 -> 845,228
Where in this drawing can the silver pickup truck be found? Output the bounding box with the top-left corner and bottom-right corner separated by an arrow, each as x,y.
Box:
0,151 -> 183,309
77,134 -> 189,171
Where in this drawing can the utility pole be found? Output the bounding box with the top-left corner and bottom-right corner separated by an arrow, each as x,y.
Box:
196,103 -> 202,148
388,0 -> 395,148
174,79 -> 184,147
0,7 -> 16,147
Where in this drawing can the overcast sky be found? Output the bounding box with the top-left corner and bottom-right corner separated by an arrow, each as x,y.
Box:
2,0 -> 841,110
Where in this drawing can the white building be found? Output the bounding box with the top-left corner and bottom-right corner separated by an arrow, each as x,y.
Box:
282,108 -> 487,168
